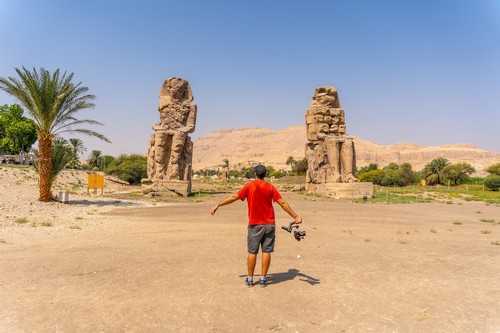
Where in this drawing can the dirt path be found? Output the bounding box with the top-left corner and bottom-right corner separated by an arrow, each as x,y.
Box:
1,195 -> 500,332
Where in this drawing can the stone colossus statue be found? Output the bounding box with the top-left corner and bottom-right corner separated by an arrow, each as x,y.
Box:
305,87 -> 357,186
147,77 -> 197,182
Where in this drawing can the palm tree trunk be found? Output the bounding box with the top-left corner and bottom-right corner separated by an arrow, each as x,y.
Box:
38,134 -> 53,202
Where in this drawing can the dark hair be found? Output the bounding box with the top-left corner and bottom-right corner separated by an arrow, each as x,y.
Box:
254,164 -> 267,179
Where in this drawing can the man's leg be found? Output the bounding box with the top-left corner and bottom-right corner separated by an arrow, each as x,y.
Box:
247,253 -> 257,277
246,225 -> 264,285
261,252 -> 271,276
259,225 -> 276,285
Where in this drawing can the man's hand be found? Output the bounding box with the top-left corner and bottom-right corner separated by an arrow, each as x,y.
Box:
292,215 -> 303,224
210,205 -> 219,216
209,194 -> 240,217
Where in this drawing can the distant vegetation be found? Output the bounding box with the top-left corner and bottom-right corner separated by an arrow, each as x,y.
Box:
194,156 -> 499,193
357,163 -> 417,186
0,104 -> 36,154
356,158 -> 476,188
286,157 -> 308,176
103,154 -> 146,185
195,156 -> 308,180
485,162 -> 500,191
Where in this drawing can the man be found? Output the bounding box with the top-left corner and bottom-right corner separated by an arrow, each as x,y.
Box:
210,164 -> 302,286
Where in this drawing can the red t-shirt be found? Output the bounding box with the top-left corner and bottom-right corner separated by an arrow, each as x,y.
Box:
237,179 -> 282,225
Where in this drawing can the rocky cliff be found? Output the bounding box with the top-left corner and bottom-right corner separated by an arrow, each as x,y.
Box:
193,126 -> 499,174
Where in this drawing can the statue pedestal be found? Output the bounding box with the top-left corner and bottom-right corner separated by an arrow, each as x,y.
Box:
306,182 -> 374,199
142,179 -> 192,197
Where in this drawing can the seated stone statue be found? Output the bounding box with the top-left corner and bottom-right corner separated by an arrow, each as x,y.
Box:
146,78 -> 197,184
305,87 -> 357,185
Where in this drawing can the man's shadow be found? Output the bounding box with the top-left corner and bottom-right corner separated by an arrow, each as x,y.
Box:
241,269 -> 320,286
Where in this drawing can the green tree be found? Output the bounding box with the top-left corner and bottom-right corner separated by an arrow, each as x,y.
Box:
292,158 -> 308,175
101,155 -> 115,169
379,163 -> 416,186
69,138 -> 85,156
486,163 -> 500,176
357,163 -> 378,175
0,67 -> 109,201
0,104 -> 37,154
441,163 -> 475,185
105,154 -> 147,184
422,157 -> 450,185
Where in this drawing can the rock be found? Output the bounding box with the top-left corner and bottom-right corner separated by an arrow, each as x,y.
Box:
145,77 -> 197,196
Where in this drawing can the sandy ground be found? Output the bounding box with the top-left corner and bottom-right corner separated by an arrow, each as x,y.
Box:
1,188 -> 500,332
0,166 -> 146,232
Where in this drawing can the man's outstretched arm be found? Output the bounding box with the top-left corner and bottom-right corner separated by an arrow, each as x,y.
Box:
276,198 -> 302,224
210,193 -> 240,215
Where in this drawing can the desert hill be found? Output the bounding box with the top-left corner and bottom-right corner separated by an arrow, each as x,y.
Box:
193,126 -> 499,174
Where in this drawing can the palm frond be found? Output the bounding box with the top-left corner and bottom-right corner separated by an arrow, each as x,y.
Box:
58,128 -> 111,143
0,67 -> 108,141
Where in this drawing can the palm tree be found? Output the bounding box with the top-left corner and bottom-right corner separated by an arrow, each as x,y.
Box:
286,156 -> 296,166
0,67 -> 109,201
88,150 -> 103,169
34,138 -> 74,188
422,157 -> 449,185
67,138 -> 86,169
69,138 -> 86,157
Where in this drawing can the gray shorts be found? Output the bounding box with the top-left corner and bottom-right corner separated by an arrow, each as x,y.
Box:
247,224 -> 276,254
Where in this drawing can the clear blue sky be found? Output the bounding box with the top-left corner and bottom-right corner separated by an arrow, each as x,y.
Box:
1,0 -> 499,156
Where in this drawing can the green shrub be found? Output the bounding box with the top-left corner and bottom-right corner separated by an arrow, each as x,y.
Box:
105,154 -> 146,184
486,163 -> 500,176
268,167 -> 286,178
484,175 -> 500,191
358,163 -> 416,186
463,177 -> 484,185
358,169 -> 385,184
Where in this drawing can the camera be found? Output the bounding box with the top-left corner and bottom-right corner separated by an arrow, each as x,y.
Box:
281,222 -> 306,241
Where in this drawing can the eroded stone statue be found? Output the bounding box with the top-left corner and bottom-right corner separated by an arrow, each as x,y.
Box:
305,87 -> 357,185
144,77 -> 197,196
